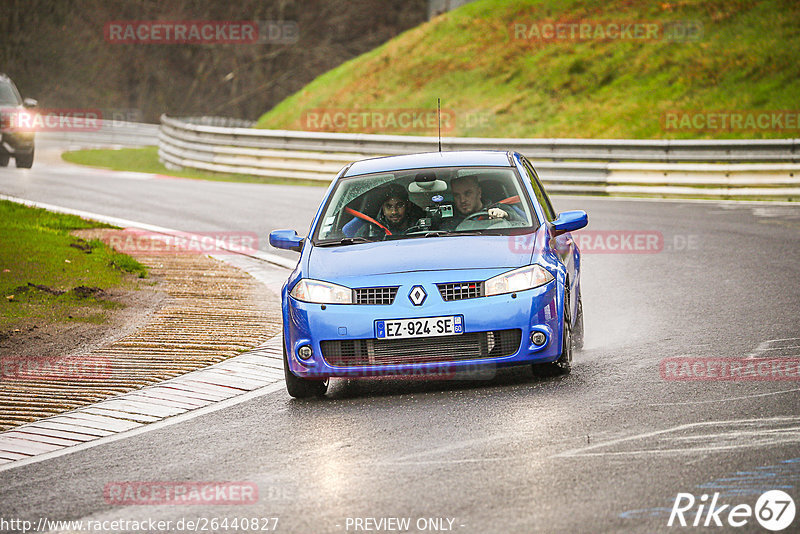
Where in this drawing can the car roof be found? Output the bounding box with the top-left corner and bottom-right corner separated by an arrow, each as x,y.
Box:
343,150 -> 513,177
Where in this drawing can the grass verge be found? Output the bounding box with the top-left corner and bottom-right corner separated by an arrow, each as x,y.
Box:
61,147 -> 328,187
256,0 -> 800,140
0,200 -> 148,333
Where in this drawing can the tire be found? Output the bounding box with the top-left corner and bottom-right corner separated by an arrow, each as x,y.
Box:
531,291 -> 573,377
283,342 -> 328,398
15,150 -> 33,169
0,154 -> 9,167
573,294 -> 584,351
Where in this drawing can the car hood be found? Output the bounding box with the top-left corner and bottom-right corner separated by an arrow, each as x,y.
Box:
307,235 -> 533,279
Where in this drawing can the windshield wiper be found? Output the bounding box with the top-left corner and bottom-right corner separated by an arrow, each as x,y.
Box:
316,236 -> 376,247
421,230 -> 484,237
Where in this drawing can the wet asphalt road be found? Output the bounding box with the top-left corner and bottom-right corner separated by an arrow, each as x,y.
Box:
1,158 -> 800,533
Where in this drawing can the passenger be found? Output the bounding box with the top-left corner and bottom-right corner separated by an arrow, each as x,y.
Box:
342,183 -> 423,237
439,175 -> 512,230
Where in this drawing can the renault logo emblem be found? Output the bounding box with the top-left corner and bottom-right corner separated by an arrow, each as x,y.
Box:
408,285 -> 427,306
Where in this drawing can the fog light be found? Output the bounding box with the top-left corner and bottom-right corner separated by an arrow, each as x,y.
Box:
530,331 -> 547,346
297,345 -> 313,360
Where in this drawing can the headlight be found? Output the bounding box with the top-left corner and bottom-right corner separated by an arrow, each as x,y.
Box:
290,279 -> 353,304
10,111 -> 36,133
484,265 -> 554,296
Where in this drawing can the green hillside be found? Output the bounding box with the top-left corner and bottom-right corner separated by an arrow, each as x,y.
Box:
256,0 -> 800,139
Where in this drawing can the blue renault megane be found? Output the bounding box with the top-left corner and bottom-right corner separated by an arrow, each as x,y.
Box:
269,151 -> 588,398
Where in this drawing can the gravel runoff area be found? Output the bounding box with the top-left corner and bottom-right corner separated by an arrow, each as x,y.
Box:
0,229 -> 283,431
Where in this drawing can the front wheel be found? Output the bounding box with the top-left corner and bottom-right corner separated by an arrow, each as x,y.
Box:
15,150 -> 34,169
283,342 -> 328,398
531,294 -> 572,377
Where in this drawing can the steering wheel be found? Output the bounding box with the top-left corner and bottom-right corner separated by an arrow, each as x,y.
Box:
463,209 -> 492,222
403,224 -> 427,234
463,195 -> 522,222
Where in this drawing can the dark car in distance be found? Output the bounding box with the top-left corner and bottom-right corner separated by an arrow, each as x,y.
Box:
0,73 -> 37,168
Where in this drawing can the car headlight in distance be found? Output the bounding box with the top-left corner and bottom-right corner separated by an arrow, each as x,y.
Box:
11,111 -> 36,133
290,279 -> 353,304
484,265 -> 554,296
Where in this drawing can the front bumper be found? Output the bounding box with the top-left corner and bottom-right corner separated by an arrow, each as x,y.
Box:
283,279 -> 564,378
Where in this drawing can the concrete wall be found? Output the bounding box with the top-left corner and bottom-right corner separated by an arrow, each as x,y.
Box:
428,0 -> 476,19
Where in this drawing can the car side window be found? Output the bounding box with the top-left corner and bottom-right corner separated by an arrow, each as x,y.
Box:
0,81 -> 22,106
522,158 -> 556,222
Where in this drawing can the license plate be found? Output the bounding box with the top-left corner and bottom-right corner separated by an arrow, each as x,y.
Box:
375,315 -> 464,339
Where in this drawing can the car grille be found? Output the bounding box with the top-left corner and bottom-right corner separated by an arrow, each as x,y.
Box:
437,281 -> 484,301
320,329 -> 521,367
354,286 -> 398,305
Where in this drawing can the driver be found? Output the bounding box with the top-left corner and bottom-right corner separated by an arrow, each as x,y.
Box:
378,184 -> 416,233
439,175 -> 511,230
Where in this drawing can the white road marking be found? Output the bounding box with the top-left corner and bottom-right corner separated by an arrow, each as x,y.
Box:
649,387 -> 800,406
372,420 -> 800,466
553,416 -> 800,458
746,337 -> 800,359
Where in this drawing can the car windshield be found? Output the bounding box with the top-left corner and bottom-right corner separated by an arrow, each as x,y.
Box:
0,81 -> 22,106
314,166 -> 537,244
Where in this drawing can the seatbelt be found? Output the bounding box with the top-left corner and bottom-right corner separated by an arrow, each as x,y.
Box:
345,207 -> 393,236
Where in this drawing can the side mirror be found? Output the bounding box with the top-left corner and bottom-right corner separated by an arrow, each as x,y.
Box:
269,229 -> 303,252
552,210 -> 588,236
23,98 -> 38,108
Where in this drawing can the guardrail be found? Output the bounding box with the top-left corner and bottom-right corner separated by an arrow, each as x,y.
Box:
159,115 -> 800,200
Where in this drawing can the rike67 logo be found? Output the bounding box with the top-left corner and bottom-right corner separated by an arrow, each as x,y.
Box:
668,490 -> 795,531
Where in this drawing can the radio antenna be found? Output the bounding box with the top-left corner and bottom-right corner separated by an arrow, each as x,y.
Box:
437,98 -> 442,152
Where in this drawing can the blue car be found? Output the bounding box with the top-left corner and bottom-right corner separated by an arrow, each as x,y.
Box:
269,151 -> 588,398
